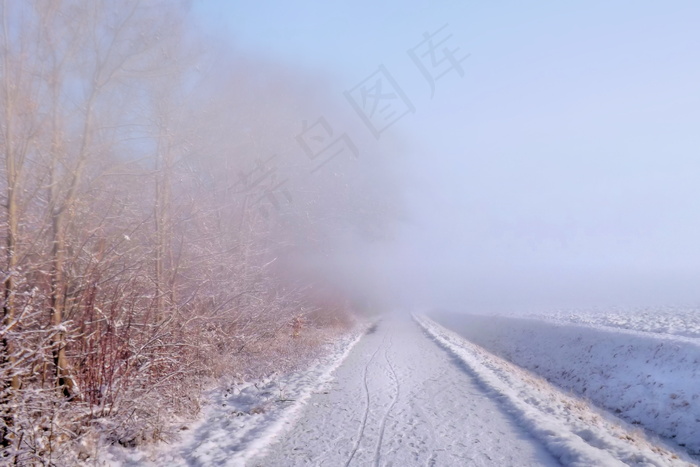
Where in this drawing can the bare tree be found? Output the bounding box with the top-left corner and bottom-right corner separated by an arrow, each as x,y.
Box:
0,1 -> 385,462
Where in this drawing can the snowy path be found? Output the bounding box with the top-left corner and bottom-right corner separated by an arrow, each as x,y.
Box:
252,316 -> 557,466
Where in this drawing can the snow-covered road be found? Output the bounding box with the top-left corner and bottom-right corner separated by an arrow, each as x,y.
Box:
253,316 -> 557,466
110,313 -> 694,466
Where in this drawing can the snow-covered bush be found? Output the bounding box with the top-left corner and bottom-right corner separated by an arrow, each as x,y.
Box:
0,1 -> 372,463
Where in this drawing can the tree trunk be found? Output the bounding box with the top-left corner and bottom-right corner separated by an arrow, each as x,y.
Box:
1,1 -> 21,449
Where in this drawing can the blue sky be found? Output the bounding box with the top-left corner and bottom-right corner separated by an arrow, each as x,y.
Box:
193,1 -> 700,312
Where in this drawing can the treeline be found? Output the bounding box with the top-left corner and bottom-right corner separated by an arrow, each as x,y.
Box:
0,1 -> 389,463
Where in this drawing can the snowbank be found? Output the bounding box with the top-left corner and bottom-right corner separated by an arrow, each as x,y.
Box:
429,311 -> 700,457
416,314 -> 695,466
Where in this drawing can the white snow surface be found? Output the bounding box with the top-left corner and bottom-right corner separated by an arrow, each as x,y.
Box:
254,315 -> 557,466
430,311 -> 700,460
103,329 -> 364,466
527,306 -> 700,340
106,314 -> 696,466
419,314 -> 696,466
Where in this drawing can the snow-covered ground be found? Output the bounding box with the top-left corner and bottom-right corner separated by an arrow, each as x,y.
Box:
253,315 -> 557,466
430,310 -> 700,460
421,314 -> 698,466
527,306 -> 700,340
102,329 -> 364,466
104,313 -> 697,466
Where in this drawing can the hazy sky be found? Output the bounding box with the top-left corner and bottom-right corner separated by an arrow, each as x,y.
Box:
193,1 -> 700,312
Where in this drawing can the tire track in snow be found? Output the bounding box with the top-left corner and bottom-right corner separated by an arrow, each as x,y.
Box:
373,334 -> 400,467
256,316 -> 561,467
345,333 -> 385,467
419,368 -> 447,467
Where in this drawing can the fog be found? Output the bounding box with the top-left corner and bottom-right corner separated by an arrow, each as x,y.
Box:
2,4 -> 699,461
194,1 -> 700,314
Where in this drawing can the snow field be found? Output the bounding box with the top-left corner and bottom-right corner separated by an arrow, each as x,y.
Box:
417,314 -> 696,466
529,307 -> 700,340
